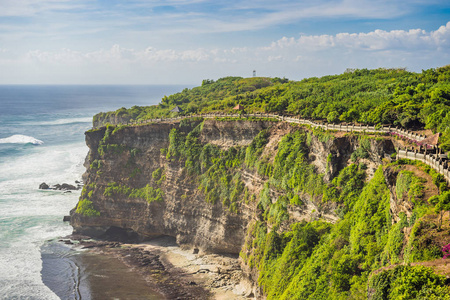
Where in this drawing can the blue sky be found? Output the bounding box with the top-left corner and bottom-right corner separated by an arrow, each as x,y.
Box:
0,0 -> 449,84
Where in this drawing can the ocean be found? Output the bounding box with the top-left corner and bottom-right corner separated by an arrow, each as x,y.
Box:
0,85 -> 186,299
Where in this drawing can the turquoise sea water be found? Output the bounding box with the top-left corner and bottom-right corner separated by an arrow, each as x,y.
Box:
0,85 -> 185,299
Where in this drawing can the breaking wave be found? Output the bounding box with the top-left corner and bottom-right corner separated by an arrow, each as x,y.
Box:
0,135 -> 44,145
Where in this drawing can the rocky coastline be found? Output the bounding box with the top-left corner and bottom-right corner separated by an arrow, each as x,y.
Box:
69,118 -> 443,298
66,235 -> 251,299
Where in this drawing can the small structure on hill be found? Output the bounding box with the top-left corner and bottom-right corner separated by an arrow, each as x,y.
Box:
233,104 -> 245,111
421,133 -> 440,147
170,106 -> 184,113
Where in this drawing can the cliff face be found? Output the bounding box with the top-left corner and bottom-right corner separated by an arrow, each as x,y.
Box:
70,119 -> 450,298
71,119 -> 398,254
72,120 -> 281,254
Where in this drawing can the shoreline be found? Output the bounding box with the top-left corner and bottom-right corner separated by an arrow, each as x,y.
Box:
70,236 -> 253,299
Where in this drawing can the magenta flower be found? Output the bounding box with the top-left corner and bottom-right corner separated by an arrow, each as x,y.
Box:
442,244 -> 450,259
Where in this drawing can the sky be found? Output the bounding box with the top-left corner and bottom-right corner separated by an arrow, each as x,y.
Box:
0,0 -> 449,85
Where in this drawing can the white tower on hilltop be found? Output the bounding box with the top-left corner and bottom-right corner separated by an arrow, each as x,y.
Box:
253,70 -> 256,77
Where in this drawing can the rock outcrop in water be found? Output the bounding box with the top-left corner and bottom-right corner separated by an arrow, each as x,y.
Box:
39,182 -> 81,191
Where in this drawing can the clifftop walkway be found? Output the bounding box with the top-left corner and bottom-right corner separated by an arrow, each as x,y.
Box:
112,112 -> 428,141
98,112 -> 449,184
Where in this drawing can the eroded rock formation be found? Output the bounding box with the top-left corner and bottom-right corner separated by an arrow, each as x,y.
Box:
70,120 -> 400,253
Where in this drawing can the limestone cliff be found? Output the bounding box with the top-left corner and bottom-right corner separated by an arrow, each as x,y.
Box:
71,119 -> 398,254
70,118 -> 449,298
71,120 -> 275,254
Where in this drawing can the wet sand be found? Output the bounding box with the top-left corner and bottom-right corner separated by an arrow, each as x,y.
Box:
80,252 -> 163,299
73,236 -> 254,299
41,239 -> 163,300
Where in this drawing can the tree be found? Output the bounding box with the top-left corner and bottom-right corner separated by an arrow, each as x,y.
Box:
327,111 -> 340,123
432,191 -> 450,230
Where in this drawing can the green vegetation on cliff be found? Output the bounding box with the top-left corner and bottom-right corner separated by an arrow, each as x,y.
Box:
81,119 -> 450,298
395,170 -> 426,205
104,182 -> 164,203
369,265 -> 450,300
76,199 -> 100,217
86,66 -> 450,299
166,121 -> 247,212
76,184 -> 100,216
241,167 -> 389,299
157,119 -> 448,298
150,110 -> 450,298
95,66 -> 450,150
241,164 -> 449,299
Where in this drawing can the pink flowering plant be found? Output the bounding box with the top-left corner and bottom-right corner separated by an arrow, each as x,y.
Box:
442,243 -> 450,259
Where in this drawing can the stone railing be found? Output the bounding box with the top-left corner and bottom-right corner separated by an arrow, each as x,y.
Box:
397,148 -> 449,184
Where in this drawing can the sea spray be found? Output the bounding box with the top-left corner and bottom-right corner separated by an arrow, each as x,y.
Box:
0,134 -> 44,145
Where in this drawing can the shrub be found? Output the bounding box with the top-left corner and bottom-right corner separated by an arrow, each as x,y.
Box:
152,168 -> 163,181
395,170 -> 425,204
76,199 -> 100,217
370,265 -> 449,300
104,182 -> 164,203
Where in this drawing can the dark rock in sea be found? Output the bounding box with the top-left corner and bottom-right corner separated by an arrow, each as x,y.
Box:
63,190 -> 72,194
39,182 -> 50,189
41,182 -> 81,190
52,183 -> 78,190
63,216 -> 71,222
61,183 -> 76,190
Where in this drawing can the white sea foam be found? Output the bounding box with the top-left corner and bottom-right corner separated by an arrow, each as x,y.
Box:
0,221 -> 68,299
0,134 -> 44,145
0,142 -> 87,189
0,140 -> 87,299
28,117 -> 92,126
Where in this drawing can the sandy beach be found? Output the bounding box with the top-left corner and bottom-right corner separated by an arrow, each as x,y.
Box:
72,236 -> 253,299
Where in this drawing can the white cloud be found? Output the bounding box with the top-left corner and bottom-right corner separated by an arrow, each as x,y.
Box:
264,22 -> 450,52
20,45 -> 215,65
0,22 -> 449,84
